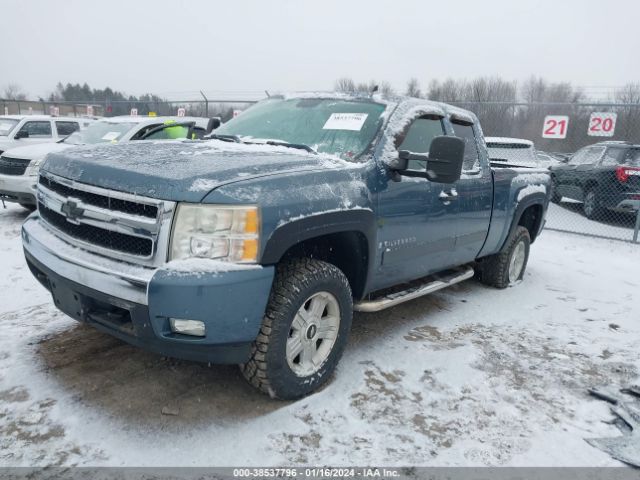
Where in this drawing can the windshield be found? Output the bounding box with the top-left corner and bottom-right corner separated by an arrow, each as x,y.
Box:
0,119 -> 20,136
64,121 -> 138,145
487,143 -> 538,165
215,98 -> 387,160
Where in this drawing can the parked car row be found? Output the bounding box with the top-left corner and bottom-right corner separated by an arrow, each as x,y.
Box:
485,136 -> 640,221
0,115 -> 218,208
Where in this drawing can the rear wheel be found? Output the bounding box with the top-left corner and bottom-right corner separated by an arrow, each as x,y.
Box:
583,188 -> 603,219
476,226 -> 531,289
241,258 -> 353,399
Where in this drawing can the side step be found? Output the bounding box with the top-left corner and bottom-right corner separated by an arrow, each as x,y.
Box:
353,266 -> 474,313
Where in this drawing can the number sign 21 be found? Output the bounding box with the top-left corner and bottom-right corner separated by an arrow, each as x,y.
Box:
542,115 -> 569,139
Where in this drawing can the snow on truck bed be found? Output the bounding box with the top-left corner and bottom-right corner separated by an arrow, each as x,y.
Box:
0,203 -> 638,467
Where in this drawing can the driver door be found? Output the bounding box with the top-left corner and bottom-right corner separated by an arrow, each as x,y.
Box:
373,115 -> 459,291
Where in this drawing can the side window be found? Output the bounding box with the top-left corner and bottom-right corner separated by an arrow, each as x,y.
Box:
396,116 -> 445,171
451,122 -> 480,172
17,121 -> 52,138
55,121 -> 80,137
569,149 -> 589,165
600,147 -> 624,166
581,146 -> 605,165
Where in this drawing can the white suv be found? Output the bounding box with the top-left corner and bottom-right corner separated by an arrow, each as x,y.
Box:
0,115 -> 217,209
0,115 -> 92,155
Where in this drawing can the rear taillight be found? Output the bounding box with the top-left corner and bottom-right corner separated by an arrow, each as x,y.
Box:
616,166 -> 640,182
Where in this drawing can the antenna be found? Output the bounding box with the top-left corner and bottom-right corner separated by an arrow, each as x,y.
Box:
265,90 -> 271,98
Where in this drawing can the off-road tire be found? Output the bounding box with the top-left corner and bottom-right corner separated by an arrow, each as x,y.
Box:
240,258 -> 353,400
476,226 -> 531,289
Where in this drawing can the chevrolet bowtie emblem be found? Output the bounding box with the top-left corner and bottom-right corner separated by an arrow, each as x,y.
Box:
61,200 -> 85,224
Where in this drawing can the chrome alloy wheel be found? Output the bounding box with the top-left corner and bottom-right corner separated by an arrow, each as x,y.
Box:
286,291 -> 341,377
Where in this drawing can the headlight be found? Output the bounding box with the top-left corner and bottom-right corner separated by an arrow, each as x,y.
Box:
25,159 -> 41,176
169,204 -> 260,263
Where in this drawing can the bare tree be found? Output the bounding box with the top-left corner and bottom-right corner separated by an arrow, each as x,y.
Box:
405,78 -> 422,98
2,83 -> 27,100
614,83 -> 640,104
334,77 -> 356,93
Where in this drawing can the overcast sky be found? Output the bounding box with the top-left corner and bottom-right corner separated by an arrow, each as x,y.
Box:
2,0 -> 638,100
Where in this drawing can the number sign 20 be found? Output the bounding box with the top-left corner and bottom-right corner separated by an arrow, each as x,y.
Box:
542,115 -> 569,139
588,112 -> 617,137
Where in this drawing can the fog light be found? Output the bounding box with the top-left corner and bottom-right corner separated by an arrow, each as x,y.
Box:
169,318 -> 206,337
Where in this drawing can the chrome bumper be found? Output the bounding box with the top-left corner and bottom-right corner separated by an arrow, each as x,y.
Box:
22,215 -> 155,305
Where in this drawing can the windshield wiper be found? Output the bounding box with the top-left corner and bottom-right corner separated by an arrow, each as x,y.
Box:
264,140 -> 316,153
206,133 -> 241,143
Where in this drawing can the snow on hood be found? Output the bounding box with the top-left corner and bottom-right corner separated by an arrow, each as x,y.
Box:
41,139 -> 360,203
1,142 -> 73,161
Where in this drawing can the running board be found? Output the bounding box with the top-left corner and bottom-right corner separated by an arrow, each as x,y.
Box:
354,266 -> 474,313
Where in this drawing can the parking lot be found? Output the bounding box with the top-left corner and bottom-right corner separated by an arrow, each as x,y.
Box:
1,203 -> 638,467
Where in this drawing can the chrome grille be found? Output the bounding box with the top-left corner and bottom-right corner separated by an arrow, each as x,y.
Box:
37,172 -> 175,266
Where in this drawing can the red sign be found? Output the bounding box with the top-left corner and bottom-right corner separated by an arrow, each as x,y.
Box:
542,115 -> 569,139
130,108 -> 138,116
233,109 -> 243,118
49,106 -> 60,117
177,107 -> 186,117
588,112 -> 617,137
86,105 -> 94,116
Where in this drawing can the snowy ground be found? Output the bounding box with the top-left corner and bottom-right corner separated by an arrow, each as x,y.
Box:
546,200 -> 639,242
0,203 -> 639,467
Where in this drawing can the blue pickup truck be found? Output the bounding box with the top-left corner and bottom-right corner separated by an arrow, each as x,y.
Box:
22,94 -> 550,399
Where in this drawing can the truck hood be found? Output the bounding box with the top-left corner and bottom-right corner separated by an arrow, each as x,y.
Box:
2,142 -> 72,161
41,140 -> 353,203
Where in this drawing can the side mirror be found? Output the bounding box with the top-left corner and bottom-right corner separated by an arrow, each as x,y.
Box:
14,130 -> 29,139
426,136 -> 465,183
392,136 -> 465,184
207,117 -> 221,133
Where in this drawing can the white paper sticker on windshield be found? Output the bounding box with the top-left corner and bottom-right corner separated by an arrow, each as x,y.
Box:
322,113 -> 368,131
101,131 -> 121,141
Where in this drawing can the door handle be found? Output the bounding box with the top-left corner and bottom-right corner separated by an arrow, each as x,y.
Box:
439,189 -> 458,204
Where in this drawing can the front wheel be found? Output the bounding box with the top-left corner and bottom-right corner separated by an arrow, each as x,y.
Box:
476,226 -> 531,289
241,258 -> 353,399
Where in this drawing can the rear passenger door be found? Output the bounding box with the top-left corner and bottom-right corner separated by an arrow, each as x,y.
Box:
574,146 -> 605,200
449,119 -> 493,264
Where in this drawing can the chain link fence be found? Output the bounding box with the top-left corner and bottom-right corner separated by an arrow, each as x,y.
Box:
455,101 -> 640,243
0,98 -> 258,121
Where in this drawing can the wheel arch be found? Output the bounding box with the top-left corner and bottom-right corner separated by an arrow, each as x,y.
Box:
503,196 -> 546,247
260,210 -> 377,300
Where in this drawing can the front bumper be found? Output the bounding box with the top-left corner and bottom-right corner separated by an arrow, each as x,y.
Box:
22,215 -> 275,363
0,173 -> 37,205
